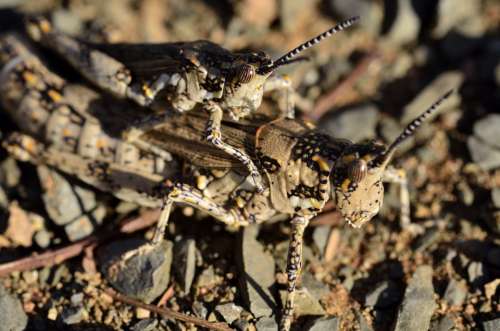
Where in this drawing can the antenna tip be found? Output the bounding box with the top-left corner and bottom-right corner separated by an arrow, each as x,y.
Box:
442,88 -> 454,100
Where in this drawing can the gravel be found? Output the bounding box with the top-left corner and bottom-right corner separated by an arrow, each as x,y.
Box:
0,284 -> 28,331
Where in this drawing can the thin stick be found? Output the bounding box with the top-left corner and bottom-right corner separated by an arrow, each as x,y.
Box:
105,288 -> 232,331
0,208 -> 160,277
309,51 -> 379,120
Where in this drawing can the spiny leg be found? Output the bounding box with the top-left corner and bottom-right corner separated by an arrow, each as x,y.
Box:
152,182 -> 248,245
383,167 -> 423,234
205,102 -> 264,192
263,75 -> 295,119
280,215 -> 311,331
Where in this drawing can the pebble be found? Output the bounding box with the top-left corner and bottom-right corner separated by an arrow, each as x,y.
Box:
456,181 -> 474,206
318,103 -> 379,142
492,188 -> 500,209
236,225 -> 276,318
394,265 -> 436,331
473,114 -> 500,149
61,306 -> 86,325
402,71 -> 463,124
196,265 -> 220,289
433,0 -> 484,38
173,238 -> 197,294
443,279 -> 467,306
255,316 -> 278,331
383,0 -> 420,46
305,316 -> 339,331
215,302 -> 243,324
430,316 -> 455,331
365,280 -> 403,309
280,287 -> 325,316
312,226 -> 331,256
0,284 -> 28,331
131,318 -> 158,331
483,318 -> 500,331
0,157 -> 20,188
467,136 -> 500,171
34,229 -> 52,248
100,239 -> 173,303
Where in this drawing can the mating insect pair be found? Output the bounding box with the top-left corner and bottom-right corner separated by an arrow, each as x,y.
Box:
25,15 -> 360,192
0,32 -> 454,331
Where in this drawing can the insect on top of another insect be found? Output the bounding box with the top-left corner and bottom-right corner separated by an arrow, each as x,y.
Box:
24,15 -> 360,193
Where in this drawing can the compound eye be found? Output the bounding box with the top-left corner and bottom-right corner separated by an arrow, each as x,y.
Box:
233,64 -> 255,84
347,159 -> 367,184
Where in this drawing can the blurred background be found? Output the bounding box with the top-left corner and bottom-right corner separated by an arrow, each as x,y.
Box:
0,1 -> 499,331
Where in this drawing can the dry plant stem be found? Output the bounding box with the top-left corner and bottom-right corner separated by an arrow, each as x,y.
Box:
105,288 -> 232,331
0,208 -> 160,277
310,51 -> 379,120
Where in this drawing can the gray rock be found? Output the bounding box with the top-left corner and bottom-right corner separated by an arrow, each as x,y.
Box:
52,9 -> 83,36
365,280 -> 403,309
131,318 -> 159,331
0,0 -> 26,9
483,318 -> 500,331
318,103 -> 379,142
433,0 -> 484,38
0,284 -> 28,331
196,265 -> 219,289
383,0 -> 420,46
61,306 -> 86,325
101,239 -> 173,303
430,316 -> 455,331
192,301 -> 209,319
443,279 -> 467,306
394,265 -> 436,331
302,272 -> 330,300
34,230 -> 52,249
173,238 -> 197,293
255,316 -> 278,331
402,72 -> 463,124
215,302 -> 243,324
0,157 -> 20,188
467,261 -> 486,286
64,210 -> 105,242
305,316 -> 339,331
312,226 -> 331,256
70,293 -> 84,306
467,136 -> 500,171
474,115 -> 500,149
237,225 -> 276,318
492,188 -> 500,209
279,287 -> 325,317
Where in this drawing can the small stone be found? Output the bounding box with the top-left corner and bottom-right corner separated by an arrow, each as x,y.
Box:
365,280 -> 403,309
443,279 -> 467,306
100,239 -> 173,303
483,318 -> 500,331
173,238 -> 197,293
196,265 -> 220,289
312,226 -> 331,256
383,0 -> 420,46
473,115 -> 500,150
492,188 -> 500,209
70,293 -> 84,306
394,265 -> 436,331
456,181 -> 474,206
131,318 -> 158,331
47,307 -> 58,321
468,136 -> 500,171
430,316 -> 455,331
61,306 -> 86,325
433,0 -> 484,38
0,284 -> 28,331
135,307 -> 151,319
402,72 -> 463,124
467,261 -> 486,286
305,316 -> 339,331
318,103 -> 379,142
255,316 -> 278,331
34,230 -> 52,248
51,9 -> 83,36
302,272 -> 330,300
215,302 -> 243,324
236,226 -> 276,318
0,157 -> 20,188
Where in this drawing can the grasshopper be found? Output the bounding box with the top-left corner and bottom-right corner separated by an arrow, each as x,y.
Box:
24,16 -> 359,192
0,33 -> 453,331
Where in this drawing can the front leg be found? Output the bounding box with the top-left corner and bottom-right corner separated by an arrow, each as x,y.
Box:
205,102 -> 264,192
264,75 -> 295,119
280,215 -> 311,331
152,182 -> 248,244
383,167 -> 423,234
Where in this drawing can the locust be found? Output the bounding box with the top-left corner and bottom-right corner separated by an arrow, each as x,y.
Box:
24,15 -> 359,193
0,33 -> 453,331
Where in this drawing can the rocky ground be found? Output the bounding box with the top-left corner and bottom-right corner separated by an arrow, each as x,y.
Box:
0,0 -> 499,330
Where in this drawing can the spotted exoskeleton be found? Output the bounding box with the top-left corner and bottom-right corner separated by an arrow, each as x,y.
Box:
0,32 -> 453,331
25,16 -> 359,192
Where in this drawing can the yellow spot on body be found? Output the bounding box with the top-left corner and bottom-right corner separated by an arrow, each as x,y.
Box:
196,175 -> 208,190
96,138 -> 107,149
142,84 -> 153,98
235,196 -> 246,209
341,178 -> 351,192
22,71 -> 37,85
341,154 -> 356,163
310,198 -> 322,209
62,128 -> 72,137
312,155 -> 330,172
40,20 -> 51,33
47,89 -> 62,102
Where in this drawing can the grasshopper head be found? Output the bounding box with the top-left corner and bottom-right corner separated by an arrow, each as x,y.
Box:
331,90 -> 453,228
222,17 -> 360,114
